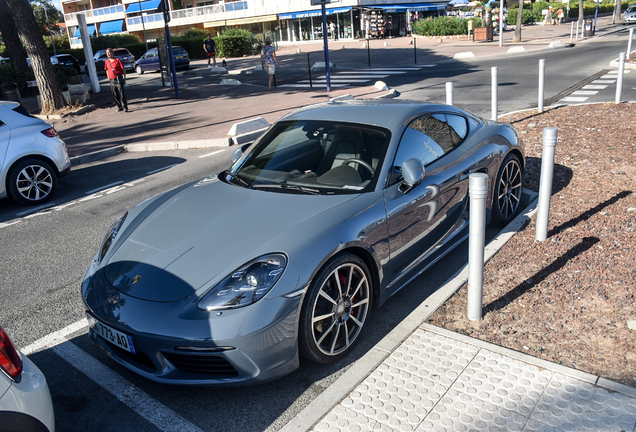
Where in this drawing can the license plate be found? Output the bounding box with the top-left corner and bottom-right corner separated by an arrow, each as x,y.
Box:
176,55 -> 183,59
88,314 -> 137,354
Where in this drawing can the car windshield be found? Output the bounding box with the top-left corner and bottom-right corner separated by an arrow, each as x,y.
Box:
628,5 -> 636,12
229,120 -> 391,195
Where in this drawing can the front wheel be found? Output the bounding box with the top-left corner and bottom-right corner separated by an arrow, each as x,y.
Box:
491,153 -> 523,226
299,253 -> 372,364
7,159 -> 57,205
135,65 -> 143,75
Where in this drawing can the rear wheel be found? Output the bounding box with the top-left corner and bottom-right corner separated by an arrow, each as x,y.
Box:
7,159 -> 57,206
135,65 -> 143,75
299,253 -> 372,364
491,153 -> 523,226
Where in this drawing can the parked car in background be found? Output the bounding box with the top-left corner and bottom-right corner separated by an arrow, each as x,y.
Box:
0,324 -> 55,432
623,5 -> 636,24
82,99 -> 525,386
134,46 -> 190,75
0,101 -> 71,205
51,54 -> 81,73
93,48 -> 135,73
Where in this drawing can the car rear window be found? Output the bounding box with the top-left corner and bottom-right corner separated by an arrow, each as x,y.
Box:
173,47 -> 187,55
114,50 -> 130,56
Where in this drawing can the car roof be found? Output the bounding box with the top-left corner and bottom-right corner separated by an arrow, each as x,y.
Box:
0,101 -> 20,109
281,99 -> 475,132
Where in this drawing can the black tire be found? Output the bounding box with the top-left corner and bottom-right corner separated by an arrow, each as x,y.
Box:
299,253 -> 372,364
7,159 -> 57,206
491,153 -> 523,226
135,65 -> 144,75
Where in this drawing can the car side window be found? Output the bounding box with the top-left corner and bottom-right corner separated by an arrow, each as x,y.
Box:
446,114 -> 468,147
391,114 -> 464,184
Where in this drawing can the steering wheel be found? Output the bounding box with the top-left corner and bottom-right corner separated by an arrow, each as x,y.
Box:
342,158 -> 375,175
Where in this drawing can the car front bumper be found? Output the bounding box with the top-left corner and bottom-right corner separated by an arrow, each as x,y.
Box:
82,269 -> 303,386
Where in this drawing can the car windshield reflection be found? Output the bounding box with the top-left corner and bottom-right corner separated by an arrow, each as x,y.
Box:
230,120 -> 391,195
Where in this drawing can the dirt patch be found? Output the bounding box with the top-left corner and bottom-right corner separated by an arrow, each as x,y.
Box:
427,102 -> 636,388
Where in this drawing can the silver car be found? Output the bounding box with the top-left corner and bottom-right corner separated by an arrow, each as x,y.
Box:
623,5 -> 636,24
0,101 -> 71,205
82,100 -> 525,386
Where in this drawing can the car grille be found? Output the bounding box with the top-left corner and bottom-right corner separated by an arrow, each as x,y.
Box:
162,352 -> 239,376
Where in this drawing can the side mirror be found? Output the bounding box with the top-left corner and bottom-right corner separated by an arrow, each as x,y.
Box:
230,142 -> 253,164
398,158 -> 425,194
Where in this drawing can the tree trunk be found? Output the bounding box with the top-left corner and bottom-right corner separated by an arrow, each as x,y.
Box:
0,0 -> 29,75
6,0 -> 65,113
513,0 -> 524,42
614,0 -> 621,22
579,0 -> 585,22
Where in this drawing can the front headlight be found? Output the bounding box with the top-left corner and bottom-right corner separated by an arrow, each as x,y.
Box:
197,253 -> 287,311
97,213 -> 127,264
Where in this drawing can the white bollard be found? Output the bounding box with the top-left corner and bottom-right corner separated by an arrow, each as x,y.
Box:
491,66 -> 498,121
628,28 -> 634,61
575,20 -> 579,42
467,173 -> 488,321
570,21 -> 574,43
446,82 -> 454,106
538,59 -> 545,113
536,127 -> 558,242
616,52 -> 626,104
581,21 -> 584,39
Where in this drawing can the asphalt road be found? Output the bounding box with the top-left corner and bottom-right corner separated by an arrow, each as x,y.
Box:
1,29 -> 635,431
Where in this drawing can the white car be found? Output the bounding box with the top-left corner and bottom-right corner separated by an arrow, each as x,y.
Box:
623,5 -> 636,24
0,325 -> 55,432
0,101 -> 71,205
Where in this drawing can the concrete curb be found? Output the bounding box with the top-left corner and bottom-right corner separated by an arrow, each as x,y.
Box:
126,137 -> 231,152
35,104 -> 96,120
70,144 -> 125,166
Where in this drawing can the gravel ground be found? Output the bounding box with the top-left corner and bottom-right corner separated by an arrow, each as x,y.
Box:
427,102 -> 636,389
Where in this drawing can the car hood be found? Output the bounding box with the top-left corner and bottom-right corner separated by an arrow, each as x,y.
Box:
104,177 -> 357,302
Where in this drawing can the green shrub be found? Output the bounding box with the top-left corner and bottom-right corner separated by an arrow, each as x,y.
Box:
90,34 -> 140,51
507,7 -> 536,24
180,27 -> 207,39
413,16 -> 483,36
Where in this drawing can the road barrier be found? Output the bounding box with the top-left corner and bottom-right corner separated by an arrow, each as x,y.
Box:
467,173 -> 488,321
536,127 -> 558,242
616,52 -> 626,103
491,67 -> 498,120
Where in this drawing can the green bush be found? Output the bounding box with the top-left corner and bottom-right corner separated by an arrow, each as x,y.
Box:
413,16 -> 483,36
90,34 -> 140,51
507,7 -> 538,24
180,27 -> 207,39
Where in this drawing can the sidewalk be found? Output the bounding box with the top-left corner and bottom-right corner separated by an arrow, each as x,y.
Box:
43,15 -> 636,431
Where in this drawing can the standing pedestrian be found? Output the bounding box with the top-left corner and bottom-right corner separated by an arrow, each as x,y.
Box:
545,6 -> 553,25
261,37 -> 279,91
204,34 -> 217,68
104,48 -> 128,112
557,7 -> 564,25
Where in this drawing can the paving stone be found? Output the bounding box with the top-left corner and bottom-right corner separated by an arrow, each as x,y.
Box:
314,404 -> 394,432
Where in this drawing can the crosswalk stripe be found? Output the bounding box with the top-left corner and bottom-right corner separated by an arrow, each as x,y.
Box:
560,96 -> 589,102
582,84 -> 608,89
571,90 -> 598,95
592,80 -> 616,84
301,79 -> 371,83
279,83 -> 350,88
317,75 -> 389,79
340,71 -> 406,75
365,67 -> 423,71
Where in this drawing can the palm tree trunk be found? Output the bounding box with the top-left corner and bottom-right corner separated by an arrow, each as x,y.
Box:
513,0 -> 524,42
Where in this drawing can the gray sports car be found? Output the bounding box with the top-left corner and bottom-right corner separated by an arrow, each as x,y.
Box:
82,99 -> 524,386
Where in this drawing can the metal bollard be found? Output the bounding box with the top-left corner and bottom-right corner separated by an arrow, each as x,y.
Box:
414,37 -> 417,64
307,53 -> 312,88
536,127 -> 558,242
616,52 -> 626,104
538,59 -> 545,113
491,67 -> 498,121
570,21 -> 574,43
628,28 -> 634,61
467,173 -> 488,321
446,82 -> 454,106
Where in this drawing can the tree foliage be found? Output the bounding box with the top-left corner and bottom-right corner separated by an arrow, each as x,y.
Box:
29,0 -> 64,36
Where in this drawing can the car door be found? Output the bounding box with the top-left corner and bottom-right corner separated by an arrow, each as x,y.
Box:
384,113 -> 474,289
0,118 -> 11,190
140,49 -> 158,72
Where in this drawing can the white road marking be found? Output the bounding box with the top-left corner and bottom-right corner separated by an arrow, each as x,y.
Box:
560,96 -> 589,102
305,79 -> 371,83
581,84 -> 608,90
279,83 -> 349,88
571,90 -> 598,95
86,181 -> 125,195
365,67 -> 424,71
592,80 -> 616,84
15,203 -> 57,217
317,74 -> 389,79
0,221 -> 20,229
339,70 -> 407,75
147,164 -> 180,175
199,150 -> 225,158
22,319 -> 204,432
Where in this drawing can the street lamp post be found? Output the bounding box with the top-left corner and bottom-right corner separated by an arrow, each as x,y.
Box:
137,0 -> 148,52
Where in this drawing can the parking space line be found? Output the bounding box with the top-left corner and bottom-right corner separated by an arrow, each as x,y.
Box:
22,319 -> 204,432
199,150 -> 225,158
86,181 -> 125,195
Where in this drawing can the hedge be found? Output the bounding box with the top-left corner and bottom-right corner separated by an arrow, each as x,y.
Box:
413,16 -> 484,36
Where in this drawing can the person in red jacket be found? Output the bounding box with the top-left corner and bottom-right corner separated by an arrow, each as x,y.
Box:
104,48 -> 129,112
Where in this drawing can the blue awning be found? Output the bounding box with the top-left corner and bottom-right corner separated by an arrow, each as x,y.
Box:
99,19 -> 124,34
279,6 -> 351,20
73,24 -> 96,38
125,0 -> 162,13
371,3 -> 448,12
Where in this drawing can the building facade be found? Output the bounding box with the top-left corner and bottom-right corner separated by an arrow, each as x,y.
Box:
61,0 -> 449,49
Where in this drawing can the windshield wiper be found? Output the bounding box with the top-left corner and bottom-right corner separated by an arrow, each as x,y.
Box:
224,170 -> 250,188
252,183 -> 320,195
